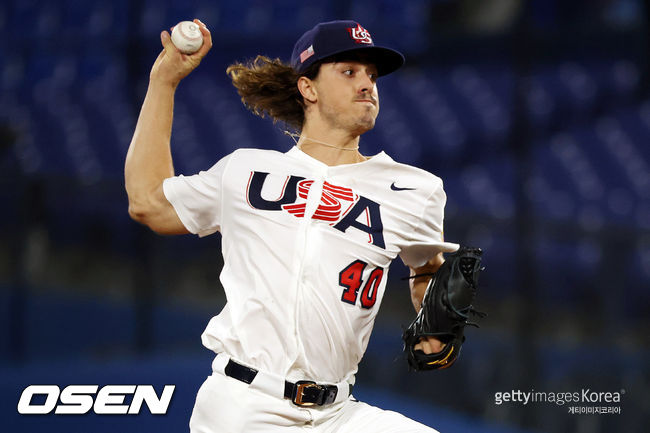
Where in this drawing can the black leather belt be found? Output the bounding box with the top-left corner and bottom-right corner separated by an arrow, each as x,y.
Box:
224,358 -> 351,407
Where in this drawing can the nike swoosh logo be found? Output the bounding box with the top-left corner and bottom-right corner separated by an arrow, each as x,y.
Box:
390,182 -> 416,191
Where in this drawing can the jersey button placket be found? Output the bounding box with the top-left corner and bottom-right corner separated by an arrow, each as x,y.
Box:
292,174 -> 325,359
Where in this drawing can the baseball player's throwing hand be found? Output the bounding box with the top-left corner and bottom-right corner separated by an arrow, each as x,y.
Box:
150,19 -> 212,87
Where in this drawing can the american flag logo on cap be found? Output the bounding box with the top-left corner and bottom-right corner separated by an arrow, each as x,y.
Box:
347,24 -> 373,44
300,45 -> 315,63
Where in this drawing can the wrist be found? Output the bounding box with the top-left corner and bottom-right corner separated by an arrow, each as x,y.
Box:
148,75 -> 179,92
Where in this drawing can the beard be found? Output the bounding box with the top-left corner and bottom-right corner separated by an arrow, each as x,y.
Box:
352,113 -> 376,135
320,100 -> 379,136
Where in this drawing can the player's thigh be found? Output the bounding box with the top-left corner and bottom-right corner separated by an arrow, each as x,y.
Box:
323,399 -> 439,433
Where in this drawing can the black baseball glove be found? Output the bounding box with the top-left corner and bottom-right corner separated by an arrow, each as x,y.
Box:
402,247 -> 485,371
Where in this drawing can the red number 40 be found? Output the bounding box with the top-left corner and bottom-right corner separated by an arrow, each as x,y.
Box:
339,260 -> 384,309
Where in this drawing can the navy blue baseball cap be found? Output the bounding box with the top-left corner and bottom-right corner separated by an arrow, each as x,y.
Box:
291,20 -> 405,77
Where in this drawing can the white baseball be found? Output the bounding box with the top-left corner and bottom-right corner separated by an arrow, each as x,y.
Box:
171,21 -> 203,54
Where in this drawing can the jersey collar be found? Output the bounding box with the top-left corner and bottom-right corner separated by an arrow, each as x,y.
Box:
286,146 -> 390,170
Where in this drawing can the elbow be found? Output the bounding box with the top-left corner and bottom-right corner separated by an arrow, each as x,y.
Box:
126,189 -> 156,226
125,184 -> 185,235
127,202 -> 164,234
128,201 -> 151,225
125,183 -> 159,226
127,198 -> 181,235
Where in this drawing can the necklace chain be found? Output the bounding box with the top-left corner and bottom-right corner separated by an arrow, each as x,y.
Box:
284,131 -> 360,151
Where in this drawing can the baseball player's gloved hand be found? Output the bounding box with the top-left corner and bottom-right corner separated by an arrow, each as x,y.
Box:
402,247 -> 485,371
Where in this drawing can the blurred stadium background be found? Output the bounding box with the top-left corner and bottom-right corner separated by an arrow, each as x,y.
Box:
1,0 -> 648,432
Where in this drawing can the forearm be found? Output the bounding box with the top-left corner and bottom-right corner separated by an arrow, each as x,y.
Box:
409,273 -> 428,312
409,252 -> 444,312
409,252 -> 447,354
125,79 -> 177,218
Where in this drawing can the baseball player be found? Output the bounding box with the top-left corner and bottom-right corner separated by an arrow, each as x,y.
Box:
125,19 -> 460,432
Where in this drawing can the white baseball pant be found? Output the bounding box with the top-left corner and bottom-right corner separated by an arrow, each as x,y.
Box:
189,354 -> 439,433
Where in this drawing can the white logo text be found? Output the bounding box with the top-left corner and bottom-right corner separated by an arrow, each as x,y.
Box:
17,384 -> 175,415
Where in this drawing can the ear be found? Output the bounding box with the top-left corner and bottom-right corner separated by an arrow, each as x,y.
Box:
297,76 -> 318,104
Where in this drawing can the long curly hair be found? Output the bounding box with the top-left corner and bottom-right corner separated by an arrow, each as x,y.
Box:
226,55 -> 320,132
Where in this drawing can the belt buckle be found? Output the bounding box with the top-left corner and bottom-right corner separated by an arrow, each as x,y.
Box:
292,381 -> 321,407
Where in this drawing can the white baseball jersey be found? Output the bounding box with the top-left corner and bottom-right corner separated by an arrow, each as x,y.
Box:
163,146 -> 457,385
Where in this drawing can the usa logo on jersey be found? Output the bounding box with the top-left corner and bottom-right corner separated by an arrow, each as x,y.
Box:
246,172 -> 385,249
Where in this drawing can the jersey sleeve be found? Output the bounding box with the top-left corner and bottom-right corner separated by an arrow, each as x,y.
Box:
162,153 -> 232,237
399,179 -> 459,268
